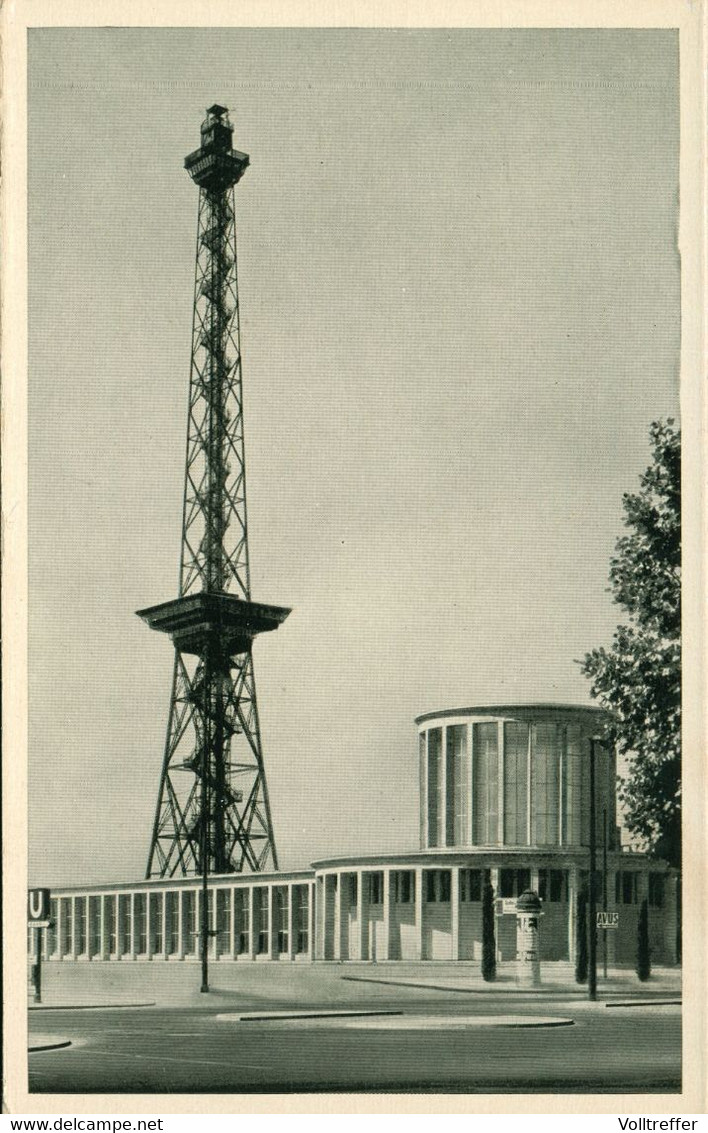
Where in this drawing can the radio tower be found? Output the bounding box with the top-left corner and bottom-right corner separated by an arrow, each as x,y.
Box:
138,106 -> 290,882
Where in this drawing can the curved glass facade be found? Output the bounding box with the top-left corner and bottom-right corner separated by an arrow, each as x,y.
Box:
418,706 -> 616,850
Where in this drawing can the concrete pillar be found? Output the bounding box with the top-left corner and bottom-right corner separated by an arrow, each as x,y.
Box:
334,875 -> 342,961
129,893 -> 137,960
382,869 -> 392,961
308,882 -> 316,960
177,889 -> 185,960
269,886 -> 278,960
451,866 -> 460,961
420,730 -> 428,849
248,887 -> 256,959
116,895 -> 124,961
161,892 -> 168,961
415,867 -> 424,960
526,726 -> 533,847
351,871 -> 362,960
100,895 -> 108,961
497,720 -> 505,846
146,892 -> 153,959
317,877 -> 326,960
229,887 -> 237,960
441,726 -> 448,847
69,896 -> 77,960
287,884 -> 296,961
568,866 -> 579,965
56,898 -> 64,960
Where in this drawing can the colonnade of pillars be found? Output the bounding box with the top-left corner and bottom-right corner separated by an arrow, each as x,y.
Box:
314,863 -> 666,963
30,880 -> 316,963
28,864 -> 676,966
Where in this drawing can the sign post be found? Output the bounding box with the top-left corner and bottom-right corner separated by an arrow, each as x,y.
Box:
28,888 -> 51,1004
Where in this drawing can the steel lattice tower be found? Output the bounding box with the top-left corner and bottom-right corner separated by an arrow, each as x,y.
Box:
139,106 -> 290,880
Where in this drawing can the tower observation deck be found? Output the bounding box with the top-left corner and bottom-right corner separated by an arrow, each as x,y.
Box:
139,106 -> 290,880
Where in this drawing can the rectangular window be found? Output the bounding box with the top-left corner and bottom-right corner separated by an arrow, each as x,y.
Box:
349,874 -> 358,906
531,723 -> 561,845
425,871 -> 436,903
215,889 -> 231,953
276,889 -> 289,953
60,898 -> 72,957
255,889 -> 269,954
540,869 -> 567,902
368,872 -> 383,905
617,872 -> 637,905
47,899 -> 58,956
460,869 -> 482,902
500,868 -> 531,898
149,894 -> 164,955
565,725 -> 583,844
254,889 -> 269,954
439,870 -> 451,902
648,873 -> 664,908
118,894 -> 131,955
165,892 -> 178,955
134,893 -> 147,954
182,890 -> 197,954
75,897 -> 86,955
88,896 -> 101,957
473,722 -> 498,843
427,728 -> 442,846
296,886 -> 309,954
550,869 -> 565,902
425,869 -> 451,902
449,725 -> 468,844
235,889 -> 250,955
504,722 -> 529,844
392,870 -> 414,904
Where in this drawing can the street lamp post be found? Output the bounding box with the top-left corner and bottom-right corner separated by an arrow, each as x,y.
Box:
588,737 -> 598,1002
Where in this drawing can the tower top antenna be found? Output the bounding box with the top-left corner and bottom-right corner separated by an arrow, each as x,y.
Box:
185,105 -> 249,192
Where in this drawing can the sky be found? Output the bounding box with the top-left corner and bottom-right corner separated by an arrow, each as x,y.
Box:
28,28 -> 680,886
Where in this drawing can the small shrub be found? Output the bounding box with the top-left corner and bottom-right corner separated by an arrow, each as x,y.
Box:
636,898 -> 651,981
481,879 -> 496,982
575,887 -> 588,983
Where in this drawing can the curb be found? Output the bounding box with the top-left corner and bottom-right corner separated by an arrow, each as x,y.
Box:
221,1009 -> 404,1022
605,999 -> 681,1008
29,1038 -> 72,1053
29,1001 -> 156,1011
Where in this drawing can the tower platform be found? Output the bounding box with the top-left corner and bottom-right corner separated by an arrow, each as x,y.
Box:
137,593 -> 290,657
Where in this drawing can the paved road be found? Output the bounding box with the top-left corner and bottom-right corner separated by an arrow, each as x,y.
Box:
28,993 -> 680,1095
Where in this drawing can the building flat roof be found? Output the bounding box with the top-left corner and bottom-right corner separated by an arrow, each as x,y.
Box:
415,703 -> 610,725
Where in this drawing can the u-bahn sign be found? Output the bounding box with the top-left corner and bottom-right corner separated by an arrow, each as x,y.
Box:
28,888 -> 51,926
597,910 -> 619,929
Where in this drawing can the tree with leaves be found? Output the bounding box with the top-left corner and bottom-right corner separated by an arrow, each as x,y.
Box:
636,898 -> 651,981
581,419 -> 680,868
481,877 -> 496,982
575,887 -> 588,983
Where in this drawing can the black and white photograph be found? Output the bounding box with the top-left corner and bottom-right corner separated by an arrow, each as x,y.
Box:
4,4 -> 705,1115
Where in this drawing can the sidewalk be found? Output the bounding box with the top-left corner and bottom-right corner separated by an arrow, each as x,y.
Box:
28,959 -> 681,1011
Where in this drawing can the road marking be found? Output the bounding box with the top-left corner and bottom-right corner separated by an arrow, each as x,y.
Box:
73,1047 -> 264,1071
227,1009 -> 403,1022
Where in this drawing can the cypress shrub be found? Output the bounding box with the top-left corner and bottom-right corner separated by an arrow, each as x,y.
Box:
481,878 -> 496,982
575,887 -> 588,983
636,898 -> 651,981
